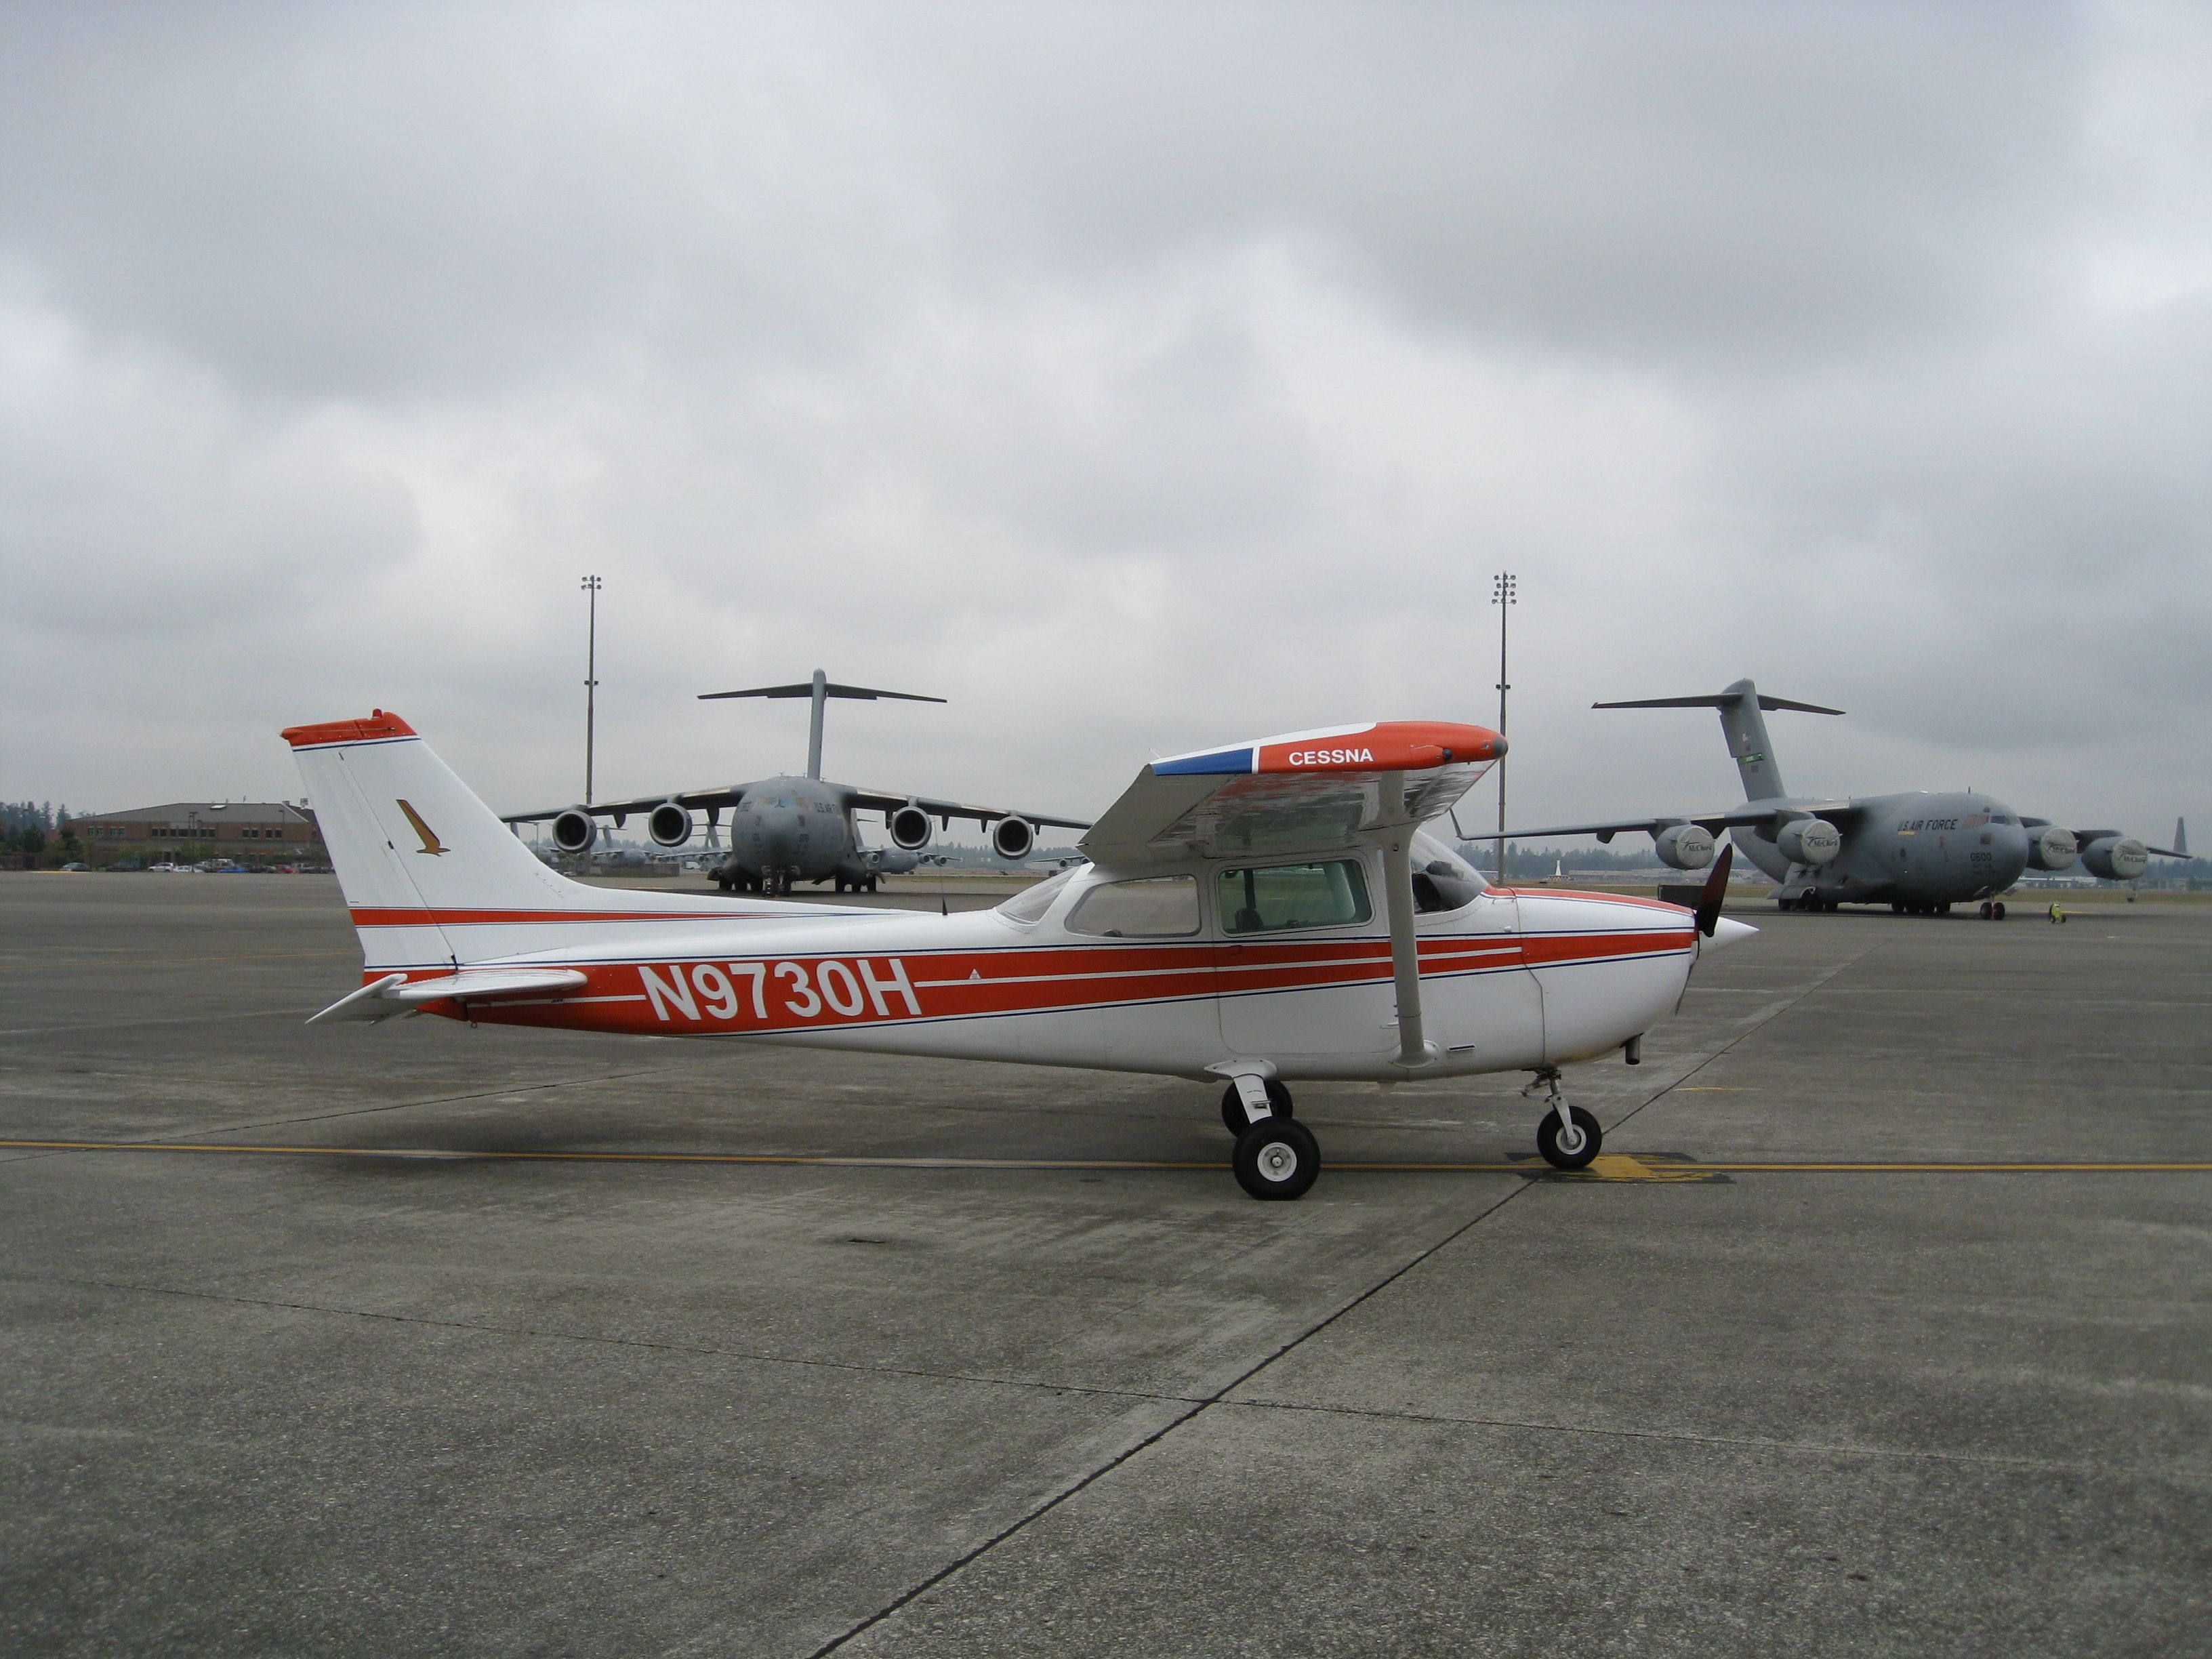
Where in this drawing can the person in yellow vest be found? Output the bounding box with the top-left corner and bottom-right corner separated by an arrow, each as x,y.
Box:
2048,901 -> 2067,924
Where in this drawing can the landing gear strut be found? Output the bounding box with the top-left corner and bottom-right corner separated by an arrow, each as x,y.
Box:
1526,1067 -> 1601,1170
1220,1079 -> 1292,1136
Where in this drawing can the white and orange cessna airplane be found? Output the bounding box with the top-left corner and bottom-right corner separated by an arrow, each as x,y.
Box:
287,710 -> 1753,1200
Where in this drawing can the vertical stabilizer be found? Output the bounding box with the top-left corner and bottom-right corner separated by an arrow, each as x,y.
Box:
1714,680 -> 1786,801
1593,678 -> 1845,804
283,711 -> 614,968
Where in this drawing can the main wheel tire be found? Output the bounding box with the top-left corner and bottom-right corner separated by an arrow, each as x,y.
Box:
1536,1105 -> 1603,1171
1233,1116 -> 1319,1200
1992,901 -> 2007,920
1221,1079 -> 1293,1136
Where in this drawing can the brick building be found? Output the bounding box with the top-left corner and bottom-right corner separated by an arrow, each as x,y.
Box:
66,802 -> 326,867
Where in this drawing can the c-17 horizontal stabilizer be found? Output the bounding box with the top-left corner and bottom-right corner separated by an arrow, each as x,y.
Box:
697,682 -> 945,703
1593,692 -> 1844,716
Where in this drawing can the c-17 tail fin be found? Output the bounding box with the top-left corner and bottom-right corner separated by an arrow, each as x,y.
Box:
1595,678 -> 1842,803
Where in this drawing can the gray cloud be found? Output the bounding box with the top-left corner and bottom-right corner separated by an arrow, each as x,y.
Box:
2,1 -> 2205,840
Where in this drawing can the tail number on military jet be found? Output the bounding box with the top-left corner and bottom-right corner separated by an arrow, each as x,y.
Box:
638,958 -> 922,1025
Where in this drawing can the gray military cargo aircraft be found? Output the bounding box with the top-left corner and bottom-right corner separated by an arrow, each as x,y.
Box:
505,669 -> 1087,896
1474,679 -> 2184,917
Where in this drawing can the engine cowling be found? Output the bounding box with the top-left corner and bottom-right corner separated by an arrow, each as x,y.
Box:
550,808 -> 598,855
1776,817 -> 1841,867
2024,823 -> 2078,872
888,801 -> 933,851
1653,823 -> 1716,870
647,801 -> 693,848
2080,834 -> 2148,882
990,815 -> 1036,861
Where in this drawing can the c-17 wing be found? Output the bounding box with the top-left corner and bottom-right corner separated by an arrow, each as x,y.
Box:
1463,802 -> 1859,844
502,785 -> 746,827
845,787 -> 1089,832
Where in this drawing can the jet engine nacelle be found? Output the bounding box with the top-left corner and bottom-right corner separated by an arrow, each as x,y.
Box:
865,847 -> 921,876
2024,823 -> 2078,872
550,808 -> 598,855
990,815 -> 1036,861
1776,817 -> 1841,867
1653,823 -> 1715,870
2080,834 -> 2148,882
888,802 -> 933,851
647,801 -> 693,848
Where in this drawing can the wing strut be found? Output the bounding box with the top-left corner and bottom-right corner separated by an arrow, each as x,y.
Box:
1380,774 -> 1437,1071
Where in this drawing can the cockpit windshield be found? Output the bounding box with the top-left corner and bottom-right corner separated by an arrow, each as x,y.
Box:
994,865 -> 1080,924
1409,831 -> 1488,913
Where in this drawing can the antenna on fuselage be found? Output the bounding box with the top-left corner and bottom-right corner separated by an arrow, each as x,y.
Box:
698,669 -> 946,779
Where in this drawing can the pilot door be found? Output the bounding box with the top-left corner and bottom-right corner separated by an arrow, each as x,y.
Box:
1212,854 -> 1399,1061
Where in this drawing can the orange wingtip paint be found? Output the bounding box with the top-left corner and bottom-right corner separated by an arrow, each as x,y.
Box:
1252,721 -> 1506,775
281,710 -> 418,747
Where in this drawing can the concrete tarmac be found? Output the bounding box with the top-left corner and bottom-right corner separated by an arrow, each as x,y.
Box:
1,876 -> 2206,1656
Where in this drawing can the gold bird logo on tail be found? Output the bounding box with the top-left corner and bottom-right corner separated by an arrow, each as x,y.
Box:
396,799 -> 448,855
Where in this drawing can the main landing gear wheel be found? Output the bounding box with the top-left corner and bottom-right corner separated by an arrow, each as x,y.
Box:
1233,1116 -> 1319,1201
1537,1105 -> 1603,1171
1220,1079 -> 1293,1136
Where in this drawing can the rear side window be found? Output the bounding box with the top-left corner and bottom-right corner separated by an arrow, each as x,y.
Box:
1218,859 -> 1372,935
1066,876 -> 1201,937
996,868 -> 1076,924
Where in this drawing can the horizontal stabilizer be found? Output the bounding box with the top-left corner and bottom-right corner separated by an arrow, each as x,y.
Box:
699,682 -> 944,703
309,968 -> 590,1025
1595,692 -> 1844,715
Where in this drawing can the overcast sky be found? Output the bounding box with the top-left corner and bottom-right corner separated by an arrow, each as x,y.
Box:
3,1 -> 2206,842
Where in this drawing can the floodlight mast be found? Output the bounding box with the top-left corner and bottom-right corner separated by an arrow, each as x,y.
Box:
581,575 -> 602,805
1492,571 -> 1515,884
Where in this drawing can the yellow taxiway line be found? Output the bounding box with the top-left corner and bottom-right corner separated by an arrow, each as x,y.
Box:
2,1140 -> 2207,1179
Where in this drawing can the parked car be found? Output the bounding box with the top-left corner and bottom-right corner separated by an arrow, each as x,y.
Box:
58,862 -> 91,872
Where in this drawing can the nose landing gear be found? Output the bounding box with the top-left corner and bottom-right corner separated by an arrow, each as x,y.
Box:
1526,1067 -> 1602,1170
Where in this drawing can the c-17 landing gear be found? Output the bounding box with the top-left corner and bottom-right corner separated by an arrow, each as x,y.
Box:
1526,1067 -> 1601,1170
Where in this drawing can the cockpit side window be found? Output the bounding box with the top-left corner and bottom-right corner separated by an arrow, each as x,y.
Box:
1216,859 -> 1372,935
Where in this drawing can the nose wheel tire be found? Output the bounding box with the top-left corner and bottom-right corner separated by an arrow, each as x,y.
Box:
1233,1117 -> 1319,1200
1537,1105 -> 1603,1171
1220,1079 -> 1294,1136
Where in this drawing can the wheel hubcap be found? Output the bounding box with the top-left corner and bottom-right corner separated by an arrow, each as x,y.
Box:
1555,1123 -> 1586,1155
1257,1141 -> 1298,1182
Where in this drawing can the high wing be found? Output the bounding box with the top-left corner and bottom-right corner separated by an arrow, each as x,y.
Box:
1082,721 -> 1504,866
845,787 -> 1089,832
504,785 -> 748,826
1079,719 -> 1505,1073
1463,802 -> 1860,844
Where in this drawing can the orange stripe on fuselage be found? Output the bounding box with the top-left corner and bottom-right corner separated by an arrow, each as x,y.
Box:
375,929 -> 1690,1038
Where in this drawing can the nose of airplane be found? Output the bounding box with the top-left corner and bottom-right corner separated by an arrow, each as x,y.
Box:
1990,821 -> 2030,885
757,807 -> 798,863
1702,916 -> 1759,954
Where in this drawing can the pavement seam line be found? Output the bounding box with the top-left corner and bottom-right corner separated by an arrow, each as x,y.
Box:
802,941 -> 1907,1655
805,1182 -> 1539,1657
